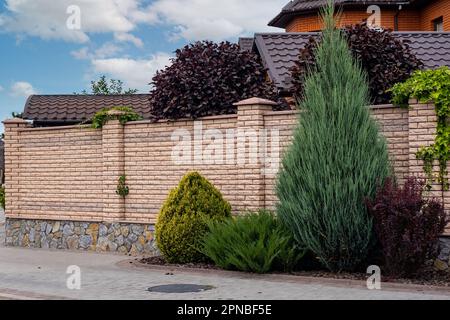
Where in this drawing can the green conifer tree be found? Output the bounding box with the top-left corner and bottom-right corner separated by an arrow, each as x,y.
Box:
276,1 -> 391,272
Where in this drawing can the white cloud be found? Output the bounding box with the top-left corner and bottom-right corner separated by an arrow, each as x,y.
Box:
114,32 -> 144,48
10,82 -> 37,97
149,0 -> 287,41
0,85 -> 4,92
91,53 -> 172,91
0,0 -> 156,43
0,0 -> 287,43
71,42 -> 123,60
71,47 -> 90,60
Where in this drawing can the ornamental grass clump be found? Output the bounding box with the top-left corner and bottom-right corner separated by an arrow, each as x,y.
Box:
276,1 -> 391,272
155,172 -> 231,264
201,210 -> 305,274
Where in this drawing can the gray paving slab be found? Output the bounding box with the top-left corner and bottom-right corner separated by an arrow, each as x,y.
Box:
0,246 -> 449,300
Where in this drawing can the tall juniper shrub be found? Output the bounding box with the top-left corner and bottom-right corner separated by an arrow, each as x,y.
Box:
367,177 -> 447,277
276,2 -> 391,272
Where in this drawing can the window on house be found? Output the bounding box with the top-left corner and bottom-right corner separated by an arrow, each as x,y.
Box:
433,17 -> 444,32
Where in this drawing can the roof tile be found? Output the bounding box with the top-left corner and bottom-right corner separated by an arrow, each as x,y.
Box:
23,94 -> 151,125
251,32 -> 450,92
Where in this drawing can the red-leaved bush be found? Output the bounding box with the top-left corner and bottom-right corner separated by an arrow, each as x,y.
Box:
149,41 -> 285,120
366,177 -> 447,277
291,24 -> 423,104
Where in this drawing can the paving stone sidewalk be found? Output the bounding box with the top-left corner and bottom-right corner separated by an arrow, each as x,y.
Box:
0,246 -> 449,300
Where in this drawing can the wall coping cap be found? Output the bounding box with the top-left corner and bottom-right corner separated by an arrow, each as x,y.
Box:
107,109 -> 128,116
233,97 -> 277,107
3,118 -> 28,125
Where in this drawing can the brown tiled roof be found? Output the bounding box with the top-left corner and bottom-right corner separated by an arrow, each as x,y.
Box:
23,94 -> 151,125
249,32 -> 450,92
269,0 -> 415,28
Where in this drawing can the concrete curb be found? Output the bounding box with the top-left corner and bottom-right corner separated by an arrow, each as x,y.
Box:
120,259 -> 450,297
0,288 -> 71,300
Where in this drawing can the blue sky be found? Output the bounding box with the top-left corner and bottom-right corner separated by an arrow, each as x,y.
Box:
0,0 -> 286,131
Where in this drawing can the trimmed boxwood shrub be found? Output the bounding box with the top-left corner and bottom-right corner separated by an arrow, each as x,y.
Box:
366,177 -> 447,277
201,210 -> 305,274
149,41 -> 285,120
155,172 -> 231,263
291,23 -> 423,104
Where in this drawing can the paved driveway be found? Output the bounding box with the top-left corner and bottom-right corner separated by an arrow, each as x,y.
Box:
0,246 -> 449,300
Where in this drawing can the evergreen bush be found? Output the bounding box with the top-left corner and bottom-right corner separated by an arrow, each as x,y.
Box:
155,172 -> 231,263
201,210 -> 305,273
276,2 -> 391,272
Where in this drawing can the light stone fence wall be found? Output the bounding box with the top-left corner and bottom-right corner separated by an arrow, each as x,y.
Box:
2,97 -> 449,254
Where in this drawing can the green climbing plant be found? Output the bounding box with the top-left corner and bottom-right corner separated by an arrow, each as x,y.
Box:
91,106 -> 142,129
116,175 -> 129,198
390,67 -> 450,190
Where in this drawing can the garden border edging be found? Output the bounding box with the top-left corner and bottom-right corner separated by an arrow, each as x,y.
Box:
122,259 -> 450,296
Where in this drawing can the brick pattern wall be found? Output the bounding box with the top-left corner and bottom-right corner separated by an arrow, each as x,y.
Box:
3,100 -> 449,233
4,125 -> 103,221
123,115 -> 240,224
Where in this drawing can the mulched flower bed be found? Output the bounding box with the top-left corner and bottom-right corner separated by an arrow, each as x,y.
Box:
140,256 -> 450,287
289,268 -> 450,287
141,256 -> 221,270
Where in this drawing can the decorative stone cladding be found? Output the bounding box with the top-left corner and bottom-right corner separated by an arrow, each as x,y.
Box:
436,237 -> 450,271
5,219 -> 156,255
2,98 -> 449,255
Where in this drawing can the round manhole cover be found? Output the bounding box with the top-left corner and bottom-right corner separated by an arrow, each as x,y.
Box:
148,284 -> 215,293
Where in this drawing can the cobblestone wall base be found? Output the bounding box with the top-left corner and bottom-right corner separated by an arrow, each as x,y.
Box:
5,218 -> 157,256
435,237 -> 450,271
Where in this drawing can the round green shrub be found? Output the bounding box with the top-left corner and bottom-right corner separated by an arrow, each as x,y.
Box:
155,172 -> 231,263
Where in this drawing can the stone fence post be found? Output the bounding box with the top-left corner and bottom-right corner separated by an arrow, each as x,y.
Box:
102,110 -> 126,221
407,100 -> 442,199
234,97 -> 277,212
2,118 -> 30,217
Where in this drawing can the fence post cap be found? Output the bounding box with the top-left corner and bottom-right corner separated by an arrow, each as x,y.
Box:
233,97 -> 277,107
3,118 -> 28,125
107,109 -> 128,116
